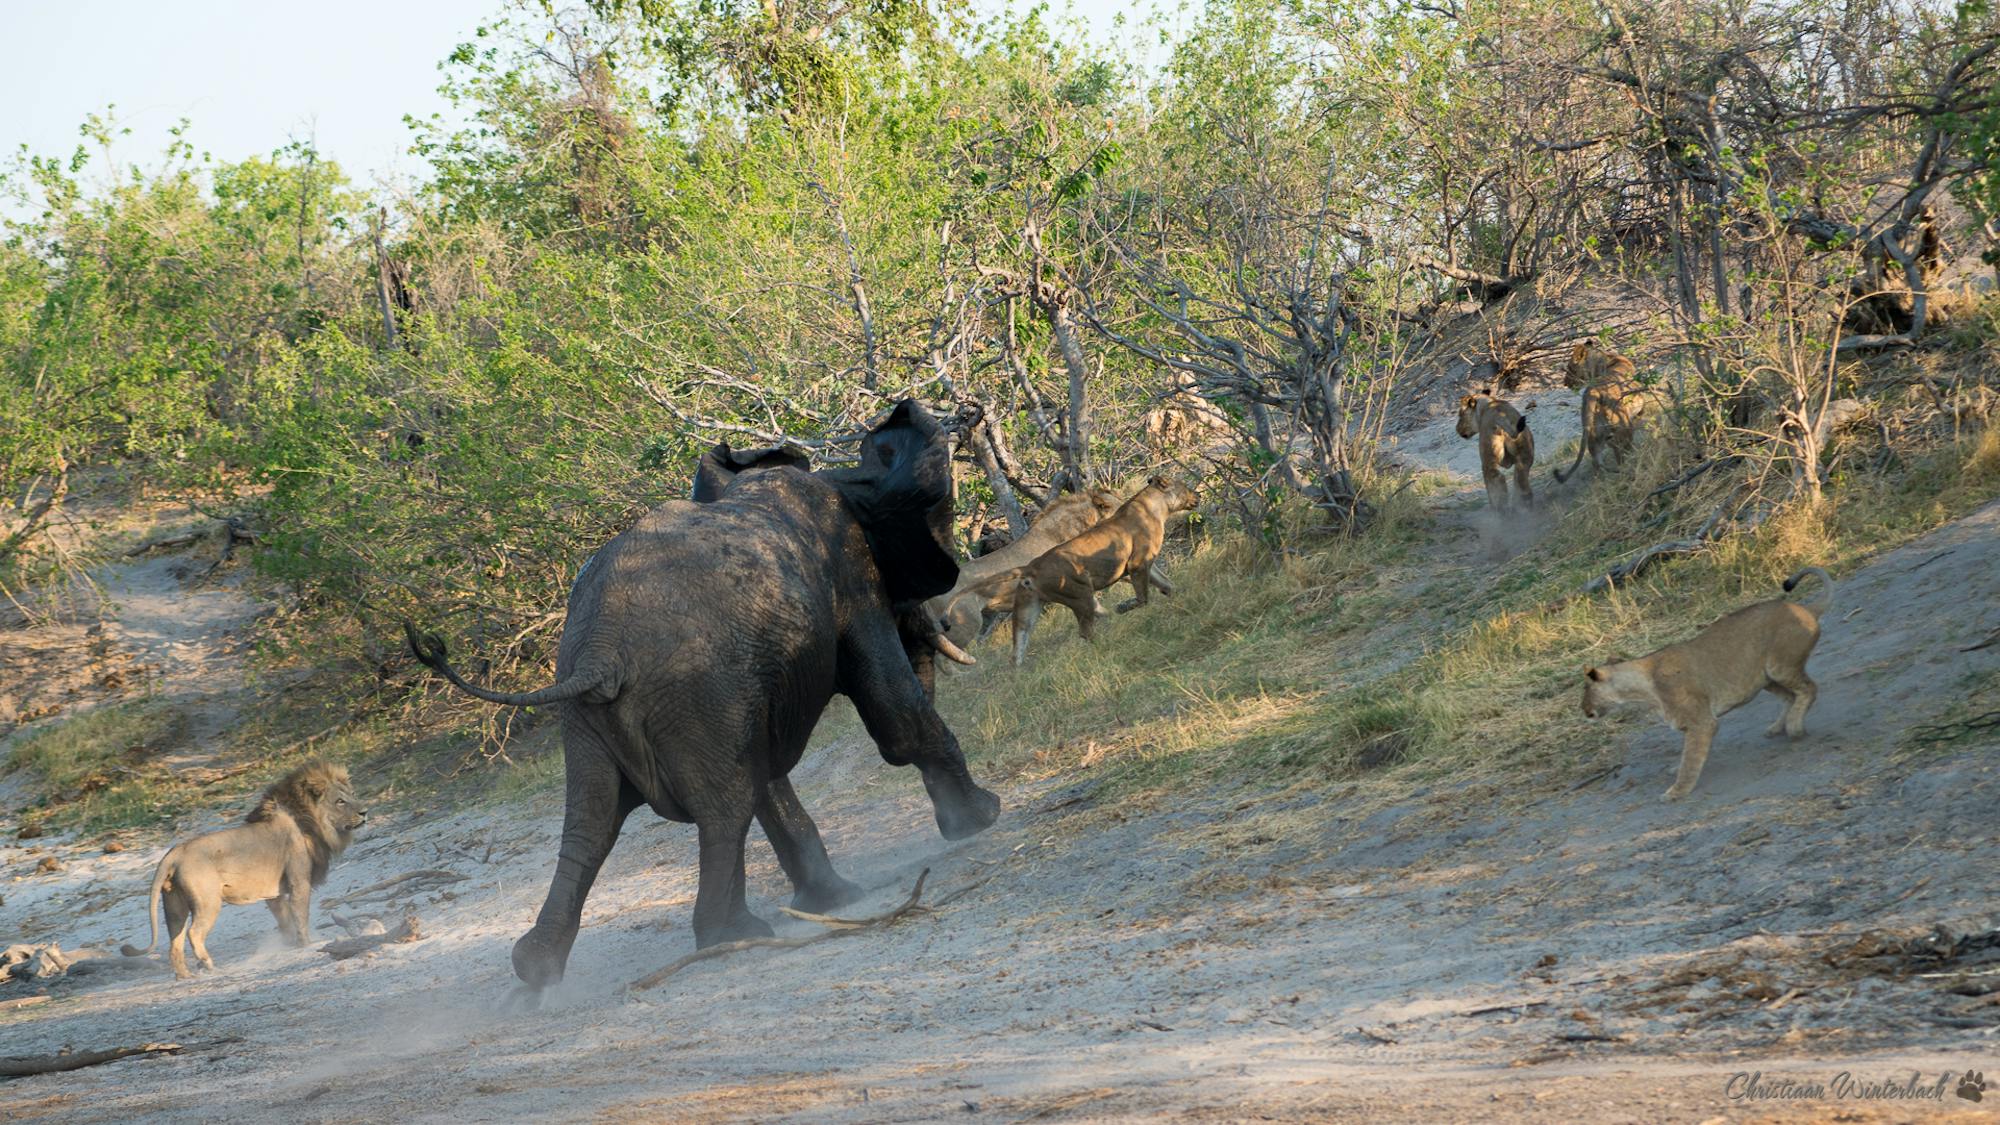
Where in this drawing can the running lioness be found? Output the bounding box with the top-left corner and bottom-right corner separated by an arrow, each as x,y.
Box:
1009,477 -> 1198,666
1582,567 -> 1834,800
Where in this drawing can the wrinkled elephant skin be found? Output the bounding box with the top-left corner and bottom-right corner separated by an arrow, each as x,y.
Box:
409,401 -> 1000,992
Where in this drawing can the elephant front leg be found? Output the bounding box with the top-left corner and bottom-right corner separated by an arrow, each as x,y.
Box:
756,776 -> 863,913
844,618 -> 1001,840
514,732 -> 642,989
692,816 -> 774,948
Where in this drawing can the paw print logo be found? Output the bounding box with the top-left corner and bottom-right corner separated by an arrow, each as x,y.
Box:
1958,1070 -> 1987,1103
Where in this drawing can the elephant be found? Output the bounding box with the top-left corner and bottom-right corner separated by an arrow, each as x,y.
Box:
405,400 -> 1000,997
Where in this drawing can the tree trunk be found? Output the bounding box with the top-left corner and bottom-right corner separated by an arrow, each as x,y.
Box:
1046,303 -> 1094,487
969,422 -> 1028,537
372,208 -> 400,352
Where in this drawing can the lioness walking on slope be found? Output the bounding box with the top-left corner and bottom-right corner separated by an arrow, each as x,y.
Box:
123,761 -> 366,978
1456,392 -> 1535,512
1009,476 -> 1198,666
1581,568 -> 1833,801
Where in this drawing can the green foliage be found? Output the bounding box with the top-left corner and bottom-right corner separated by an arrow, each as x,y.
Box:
1,132 -> 363,493
1948,0 -> 2000,260
1,0 -> 1990,698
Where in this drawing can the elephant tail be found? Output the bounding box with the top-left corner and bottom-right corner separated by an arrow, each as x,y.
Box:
403,622 -> 615,707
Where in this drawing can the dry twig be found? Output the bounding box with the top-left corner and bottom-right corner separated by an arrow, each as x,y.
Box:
0,1043 -> 183,1078
323,869 -> 464,908
319,914 -> 421,960
629,870 -> 930,992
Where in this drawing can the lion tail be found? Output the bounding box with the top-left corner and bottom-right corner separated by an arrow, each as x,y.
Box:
1782,566 -> 1835,619
121,850 -> 174,957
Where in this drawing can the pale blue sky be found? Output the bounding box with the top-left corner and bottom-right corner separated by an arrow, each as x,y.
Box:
5,0 -> 1180,198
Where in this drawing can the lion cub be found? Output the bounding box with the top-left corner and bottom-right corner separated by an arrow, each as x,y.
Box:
1554,341 -> 1647,483
1582,568 -> 1833,801
1010,476 -> 1198,666
123,762 -> 366,978
1456,391 -> 1535,512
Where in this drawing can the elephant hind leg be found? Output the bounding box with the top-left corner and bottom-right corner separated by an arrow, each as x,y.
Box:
756,776 -> 862,913
514,721 -> 642,989
693,815 -> 773,948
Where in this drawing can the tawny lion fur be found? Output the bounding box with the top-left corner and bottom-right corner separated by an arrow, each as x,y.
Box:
932,487 -> 1172,650
1554,341 -> 1648,483
927,489 -> 1120,650
1456,392 -> 1535,512
1582,568 -> 1834,801
1008,476 -> 1198,666
123,761 -> 365,978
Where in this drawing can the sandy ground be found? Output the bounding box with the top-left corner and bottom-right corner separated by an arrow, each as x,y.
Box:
2,423 -> 1997,1122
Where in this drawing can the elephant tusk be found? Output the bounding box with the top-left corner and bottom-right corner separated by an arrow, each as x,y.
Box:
929,632 -> 977,666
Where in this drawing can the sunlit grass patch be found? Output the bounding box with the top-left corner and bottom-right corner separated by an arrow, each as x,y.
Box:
5,699 -> 192,833
925,410 -> 1999,843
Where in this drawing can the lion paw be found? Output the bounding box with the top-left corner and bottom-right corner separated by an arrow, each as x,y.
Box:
1661,784 -> 1692,802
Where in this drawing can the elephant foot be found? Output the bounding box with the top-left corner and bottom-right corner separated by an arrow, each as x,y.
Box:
511,924 -> 576,989
934,784 -> 1001,841
697,912 -> 775,948
790,875 -> 865,914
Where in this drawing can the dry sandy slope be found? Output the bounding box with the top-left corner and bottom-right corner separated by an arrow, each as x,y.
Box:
2,488 -> 1997,1121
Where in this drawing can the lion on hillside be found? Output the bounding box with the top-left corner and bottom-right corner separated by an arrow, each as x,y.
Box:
929,488 -> 1124,651
122,761 -> 366,978
1009,476 -> 1198,666
1554,341 -> 1648,483
1582,568 -> 1833,801
1456,391 -> 1535,512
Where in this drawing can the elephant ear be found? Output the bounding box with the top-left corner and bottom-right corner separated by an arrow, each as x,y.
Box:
818,399 -> 960,604
690,441 -> 812,503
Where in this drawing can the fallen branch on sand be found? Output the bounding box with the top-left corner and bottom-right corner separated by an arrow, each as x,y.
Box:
1,943 -> 72,983
323,869 -> 464,908
1906,711 -> 2000,747
0,1043 -> 183,1078
0,996 -> 51,1012
320,914 -> 421,960
628,870 -> 931,992
1460,1000 -> 1549,1017
1581,487 -> 1746,596
1961,625 -> 2000,653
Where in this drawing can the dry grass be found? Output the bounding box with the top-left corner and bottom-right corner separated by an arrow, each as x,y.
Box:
922,406 -> 2000,837
3,699 -> 191,833
450,369 -> 1997,843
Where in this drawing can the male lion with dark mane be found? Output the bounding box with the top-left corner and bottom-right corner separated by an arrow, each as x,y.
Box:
123,761 -> 365,978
